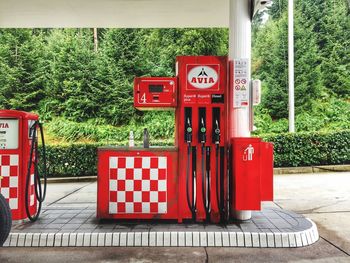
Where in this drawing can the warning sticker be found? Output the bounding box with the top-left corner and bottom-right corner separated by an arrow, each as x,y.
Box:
233,59 -> 249,108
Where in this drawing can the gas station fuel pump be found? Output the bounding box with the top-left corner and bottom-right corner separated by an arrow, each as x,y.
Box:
0,110 -> 47,221
97,56 -> 273,223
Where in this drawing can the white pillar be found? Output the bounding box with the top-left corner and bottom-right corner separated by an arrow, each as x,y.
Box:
288,0 -> 295,133
229,0 -> 252,220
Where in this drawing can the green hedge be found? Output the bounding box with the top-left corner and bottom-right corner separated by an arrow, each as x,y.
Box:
262,130 -> 350,167
42,130 -> 350,177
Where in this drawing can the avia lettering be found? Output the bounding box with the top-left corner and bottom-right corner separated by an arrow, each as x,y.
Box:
0,123 -> 9,129
191,77 -> 215,84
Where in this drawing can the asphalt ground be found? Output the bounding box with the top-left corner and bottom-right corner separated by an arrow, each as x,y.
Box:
1,172 -> 350,262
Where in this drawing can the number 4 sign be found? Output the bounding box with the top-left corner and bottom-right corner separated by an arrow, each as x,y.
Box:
140,93 -> 146,104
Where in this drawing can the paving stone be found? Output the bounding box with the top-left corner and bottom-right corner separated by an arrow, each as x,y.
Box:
252,232 -> 260,247
54,233 -> 62,247
32,233 -> 41,247
141,232 -> 148,246
281,233 -> 290,247
134,232 -> 142,246
207,232 -> 215,247
200,232 -> 207,247
61,233 -> 70,246
149,232 -> 156,246
237,232 -> 244,247
295,233 -> 303,247
267,233 -> 275,248
17,233 -> 26,247
229,232 -> 237,247
178,231 -> 185,246
301,232 -> 308,246
244,233 -> 252,247
163,232 -> 171,246
192,232 -> 200,247
214,232 -> 222,246
259,233 -> 267,247
288,233 -> 296,247
222,232 -> 229,247
10,233 -> 18,247
120,232 -> 127,246
306,230 -> 312,245
97,233 -> 105,247
156,232 -> 163,246
274,233 -> 283,248
112,233 -> 120,246
185,232 -> 192,246
39,233 -> 48,247
171,232 -> 178,247
76,233 -> 84,246
126,232 -> 134,246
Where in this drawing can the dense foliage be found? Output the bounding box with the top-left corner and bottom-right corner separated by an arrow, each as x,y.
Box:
0,0 -> 349,144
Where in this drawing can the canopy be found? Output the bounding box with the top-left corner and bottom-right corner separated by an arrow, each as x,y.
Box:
0,0 -> 231,28
0,0 -> 269,28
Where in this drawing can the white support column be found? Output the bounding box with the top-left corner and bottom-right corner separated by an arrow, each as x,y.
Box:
288,0 -> 295,133
229,0 -> 252,220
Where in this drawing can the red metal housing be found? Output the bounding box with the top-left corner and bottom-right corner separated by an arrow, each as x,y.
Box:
97,147 -> 179,220
134,77 -> 177,110
0,110 -> 37,220
231,138 -> 274,211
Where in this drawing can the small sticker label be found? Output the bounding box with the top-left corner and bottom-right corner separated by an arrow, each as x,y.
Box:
211,94 -> 224,103
243,144 -> 254,161
233,59 -> 249,108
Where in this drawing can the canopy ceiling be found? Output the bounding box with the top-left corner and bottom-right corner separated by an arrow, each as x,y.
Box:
0,0 -> 233,28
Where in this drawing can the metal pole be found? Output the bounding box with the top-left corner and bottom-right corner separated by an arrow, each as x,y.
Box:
288,0 -> 295,133
229,0 -> 252,221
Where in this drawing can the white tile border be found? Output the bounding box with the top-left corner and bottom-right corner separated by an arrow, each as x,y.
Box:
3,218 -> 319,248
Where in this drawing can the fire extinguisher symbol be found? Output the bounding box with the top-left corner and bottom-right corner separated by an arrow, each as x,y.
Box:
243,144 -> 254,161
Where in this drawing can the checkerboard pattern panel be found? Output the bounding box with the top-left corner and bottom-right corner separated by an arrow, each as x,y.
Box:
0,154 -> 19,210
30,173 -> 35,206
109,156 -> 167,214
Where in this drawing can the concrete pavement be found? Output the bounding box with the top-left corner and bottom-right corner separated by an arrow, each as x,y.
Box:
1,172 -> 350,262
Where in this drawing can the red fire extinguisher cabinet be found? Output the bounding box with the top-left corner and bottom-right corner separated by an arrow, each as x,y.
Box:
231,138 -> 274,211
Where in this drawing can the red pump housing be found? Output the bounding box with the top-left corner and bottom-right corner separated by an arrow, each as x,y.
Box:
0,110 -> 38,220
97,56 -> 274,223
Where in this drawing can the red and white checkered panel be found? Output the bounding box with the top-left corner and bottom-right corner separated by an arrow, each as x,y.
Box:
109,156 -> 167,214
30,173 -> 35,206
0,154 -> 19,210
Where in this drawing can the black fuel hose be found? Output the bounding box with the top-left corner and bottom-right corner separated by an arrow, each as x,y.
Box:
215,144 -> 221,218
25,121 -> 47,222
185,142 -> 193,216
201,144 -> 210,221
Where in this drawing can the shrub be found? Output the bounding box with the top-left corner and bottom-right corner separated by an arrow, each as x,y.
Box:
262,130 -> 350,167
41,130 -> 350,177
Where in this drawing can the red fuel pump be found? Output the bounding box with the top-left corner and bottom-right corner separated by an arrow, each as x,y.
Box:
0,110 -> 47,221
97,56 -> 273,223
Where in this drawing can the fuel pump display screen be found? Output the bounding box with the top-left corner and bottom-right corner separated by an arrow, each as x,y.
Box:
0,119 -> 19,149
149,85 -> 164,93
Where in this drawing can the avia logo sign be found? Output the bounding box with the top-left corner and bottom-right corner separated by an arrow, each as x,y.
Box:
0,123 -> 9,129
187,66 -> 218,89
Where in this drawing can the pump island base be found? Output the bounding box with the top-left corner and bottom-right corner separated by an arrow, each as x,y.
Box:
4,203 -> 318,248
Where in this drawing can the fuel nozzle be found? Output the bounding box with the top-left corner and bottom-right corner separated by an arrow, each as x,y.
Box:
186,117 -> 193,143
199,117 -> 206,144
214,119 -> 220,145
